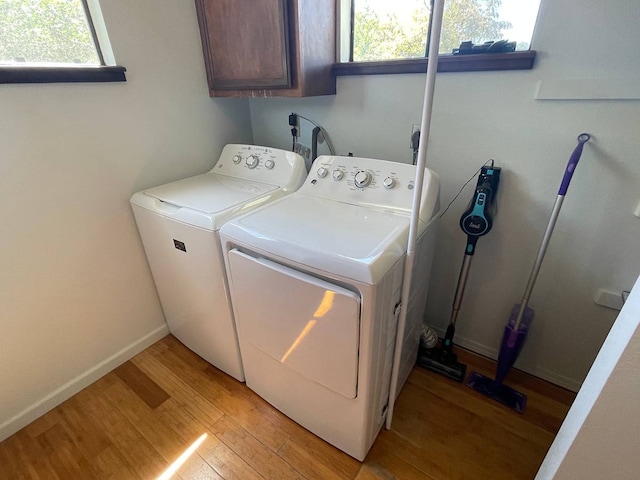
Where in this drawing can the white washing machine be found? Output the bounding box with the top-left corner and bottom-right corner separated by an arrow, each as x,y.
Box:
220,155 -> 440,460
130,144 -> 306,381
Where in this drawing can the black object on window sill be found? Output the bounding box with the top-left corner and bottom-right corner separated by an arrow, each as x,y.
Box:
452,40 -> 516,55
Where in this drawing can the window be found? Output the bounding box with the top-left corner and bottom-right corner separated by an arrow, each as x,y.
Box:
0,0 -> 125,83
335,0 -> 541,75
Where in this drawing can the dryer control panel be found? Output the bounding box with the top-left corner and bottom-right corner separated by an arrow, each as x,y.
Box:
212,144 -> 307,190
303,155 -> 439,216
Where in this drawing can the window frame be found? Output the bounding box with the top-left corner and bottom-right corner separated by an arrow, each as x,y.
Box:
0,0 -> 126,84
334,0 -> 537,76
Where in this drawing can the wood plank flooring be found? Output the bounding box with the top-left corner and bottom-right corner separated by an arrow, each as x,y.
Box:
0,335 -> 575,479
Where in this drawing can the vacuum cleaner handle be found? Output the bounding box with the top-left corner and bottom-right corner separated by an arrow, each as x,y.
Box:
558,133 -> 591,196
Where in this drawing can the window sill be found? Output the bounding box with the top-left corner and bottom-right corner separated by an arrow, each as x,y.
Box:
332,51 -> 536,76
0,65 -> 127,84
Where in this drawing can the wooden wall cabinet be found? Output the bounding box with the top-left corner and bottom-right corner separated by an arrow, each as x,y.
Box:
195,0 -> 336,97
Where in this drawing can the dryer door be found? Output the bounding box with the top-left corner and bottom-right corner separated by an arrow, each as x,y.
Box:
228,249 -> 360,399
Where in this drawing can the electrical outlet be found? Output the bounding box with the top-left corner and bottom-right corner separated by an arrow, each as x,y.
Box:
294,142 -> 311,161
594,288 -> 625,310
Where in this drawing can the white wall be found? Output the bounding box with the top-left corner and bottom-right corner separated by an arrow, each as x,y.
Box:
536,274 -> 640,480
248,0 -> 640,390
1,0 -> 637,446
0,0 -> 252,439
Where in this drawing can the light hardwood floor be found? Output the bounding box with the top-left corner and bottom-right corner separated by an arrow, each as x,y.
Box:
0,335 -> 575,479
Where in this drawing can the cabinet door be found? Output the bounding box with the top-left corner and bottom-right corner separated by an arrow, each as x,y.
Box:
196,0 -> 291,91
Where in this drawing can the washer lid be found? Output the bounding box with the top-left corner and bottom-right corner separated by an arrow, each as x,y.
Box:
221,194 -> 425,285
143,173 -> 278,214
131,172 -> 282,231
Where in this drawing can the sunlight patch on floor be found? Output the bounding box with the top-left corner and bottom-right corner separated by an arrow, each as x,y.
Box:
156,432 -> 208,480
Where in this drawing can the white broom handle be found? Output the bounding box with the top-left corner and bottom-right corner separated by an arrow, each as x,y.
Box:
386,0 -> 445,430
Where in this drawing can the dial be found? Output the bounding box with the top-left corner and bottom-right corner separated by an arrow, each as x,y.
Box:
354,170 -> 372,188
265,159 -> 275,170
332,170 -> 344,181
317,167 -> 328,178
246,155 -> 259,169
232,154 -> 242,164
383,177 -> 396,189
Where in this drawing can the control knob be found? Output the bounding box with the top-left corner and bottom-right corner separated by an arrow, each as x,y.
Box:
333,170 -> 344,181
246,155 -> 259,169
232,154 -> 242,164
265,159 -> 275,170
383,177 -> 396,189
354,170 -> 372,188
317,167 -> 328,178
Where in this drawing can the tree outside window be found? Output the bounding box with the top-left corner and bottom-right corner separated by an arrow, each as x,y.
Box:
352,0 -> 539,62
0,0 -> 100,65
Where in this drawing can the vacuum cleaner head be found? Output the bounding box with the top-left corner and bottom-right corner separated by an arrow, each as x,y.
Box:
417,345 -> 467,382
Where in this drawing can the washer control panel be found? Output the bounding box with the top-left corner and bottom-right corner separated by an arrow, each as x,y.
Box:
211,144 -> 306,187
304,155 -> 437,212
353,170 -> 372,188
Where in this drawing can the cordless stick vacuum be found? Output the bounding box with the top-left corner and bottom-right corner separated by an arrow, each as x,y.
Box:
466,134 -> 591,413
418,164 -> 501,381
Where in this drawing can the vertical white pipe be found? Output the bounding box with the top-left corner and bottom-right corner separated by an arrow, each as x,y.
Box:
385,0 -> 445,430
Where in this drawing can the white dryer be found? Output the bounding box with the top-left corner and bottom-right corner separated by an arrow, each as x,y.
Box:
130,144 -> 306,381
220,155 -> 440,460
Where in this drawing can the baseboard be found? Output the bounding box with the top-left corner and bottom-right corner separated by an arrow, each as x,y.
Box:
0,324 -> 169,442
430,326 -> 582,392
530,366 -> 582,393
